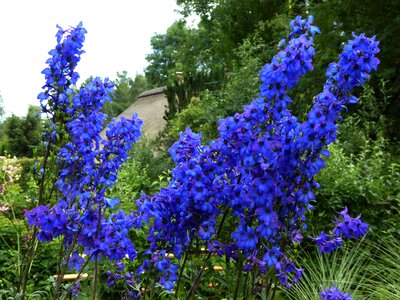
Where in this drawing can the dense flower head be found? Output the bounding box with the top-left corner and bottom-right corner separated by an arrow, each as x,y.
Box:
68,251 -> 85,271
0,156 -> 21,195
133,15 -> 379,290
320,285 -> 352,300
168,127 -> 202,163
38,22 -> 86,115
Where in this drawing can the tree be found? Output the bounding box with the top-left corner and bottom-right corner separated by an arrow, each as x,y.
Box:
0,93 -> 5,121
176,0 -> 287,65
1,106 -> 42,157
145,21 -> 193,86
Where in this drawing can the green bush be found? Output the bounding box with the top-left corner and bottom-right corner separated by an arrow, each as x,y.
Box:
314,139 -> 400,235
109,137 -> 172,212
312,81 -> 400,235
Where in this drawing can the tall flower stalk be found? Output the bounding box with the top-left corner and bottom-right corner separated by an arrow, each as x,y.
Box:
133,16 -> 379,299
22,23 -> 143,299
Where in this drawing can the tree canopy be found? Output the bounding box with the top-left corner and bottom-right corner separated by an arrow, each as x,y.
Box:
144,0 -> 399,142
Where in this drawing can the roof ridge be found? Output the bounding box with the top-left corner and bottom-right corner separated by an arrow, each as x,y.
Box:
138,86 -> 166,98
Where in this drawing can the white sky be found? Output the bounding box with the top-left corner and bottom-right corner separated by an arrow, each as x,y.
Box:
0,0 -> 181,117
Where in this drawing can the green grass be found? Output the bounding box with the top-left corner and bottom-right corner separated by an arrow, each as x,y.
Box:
284,239 -> 372,300
364,233 -> 400,299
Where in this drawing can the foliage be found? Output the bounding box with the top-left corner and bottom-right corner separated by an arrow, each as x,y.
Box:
315,139 -> 400,235
15,157 -> 37,196
307,0 -> 400,138
284,233 -> 400,300
0,93 -> 5,120
109,138 -> 172,211
177,0 -> 288,68
145,20 -> 226,121
166,16 -> 290,143
0,155 -> 57,296
145,21 -> 224,89
338,80 -> 394,154
167,94 -> 221,144
145,21 -> 189,86
158,0 -> 400,143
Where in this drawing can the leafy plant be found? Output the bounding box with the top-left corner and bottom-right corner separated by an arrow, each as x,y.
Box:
315,140 -> 400,235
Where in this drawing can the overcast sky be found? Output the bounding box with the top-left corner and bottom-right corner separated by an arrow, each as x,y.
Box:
0,0 -> 181,117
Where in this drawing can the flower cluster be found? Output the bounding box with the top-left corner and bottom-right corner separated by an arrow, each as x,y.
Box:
106,268 -> 139,300
333,207 -> 368,239
69,282 -> 81,299
312,232 -> 343,254
25,23 -> 142,298
313,207 -> 368,254
134,15 -> 379,291
0,156 -> 21,195
320,285 -> 352,300
38,22 -> 86,115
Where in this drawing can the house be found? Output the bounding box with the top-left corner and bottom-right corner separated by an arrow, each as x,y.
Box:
101,87 -> 167,140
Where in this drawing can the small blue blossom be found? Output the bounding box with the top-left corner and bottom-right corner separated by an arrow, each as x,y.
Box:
320,285 -> 352,300
69,281 -> 81,298
312,231 -> 343,254
68,251 -> 85,271
333,207 -> 368,240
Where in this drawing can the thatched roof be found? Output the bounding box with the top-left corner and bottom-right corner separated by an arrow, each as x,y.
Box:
101,87 -> 168,140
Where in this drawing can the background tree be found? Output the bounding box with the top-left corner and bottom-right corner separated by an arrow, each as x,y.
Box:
0,106 -> 41,157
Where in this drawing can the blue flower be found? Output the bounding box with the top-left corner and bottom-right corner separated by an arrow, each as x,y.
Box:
263,247 -> 281,268
320,285 -> 352,300
312,231 -> 343,254
232,226 -> 258,251
26,22 -> 143,288
68,251 -> 85,271
333,207 -> 368,240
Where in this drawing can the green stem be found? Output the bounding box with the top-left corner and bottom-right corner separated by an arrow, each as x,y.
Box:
233,258 -> 243,300
270,282 -> 277,300
265,277 -> 273,300
175,249 -> 190,298
91,197 -> 104,300
92,255 -> 98,300
54,242 -> 66,300
7,203 -> 21,278
19,226 -> 38,299
242,270 -> 249,299
186,208 -> 230,299
19,139 -> 55,298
